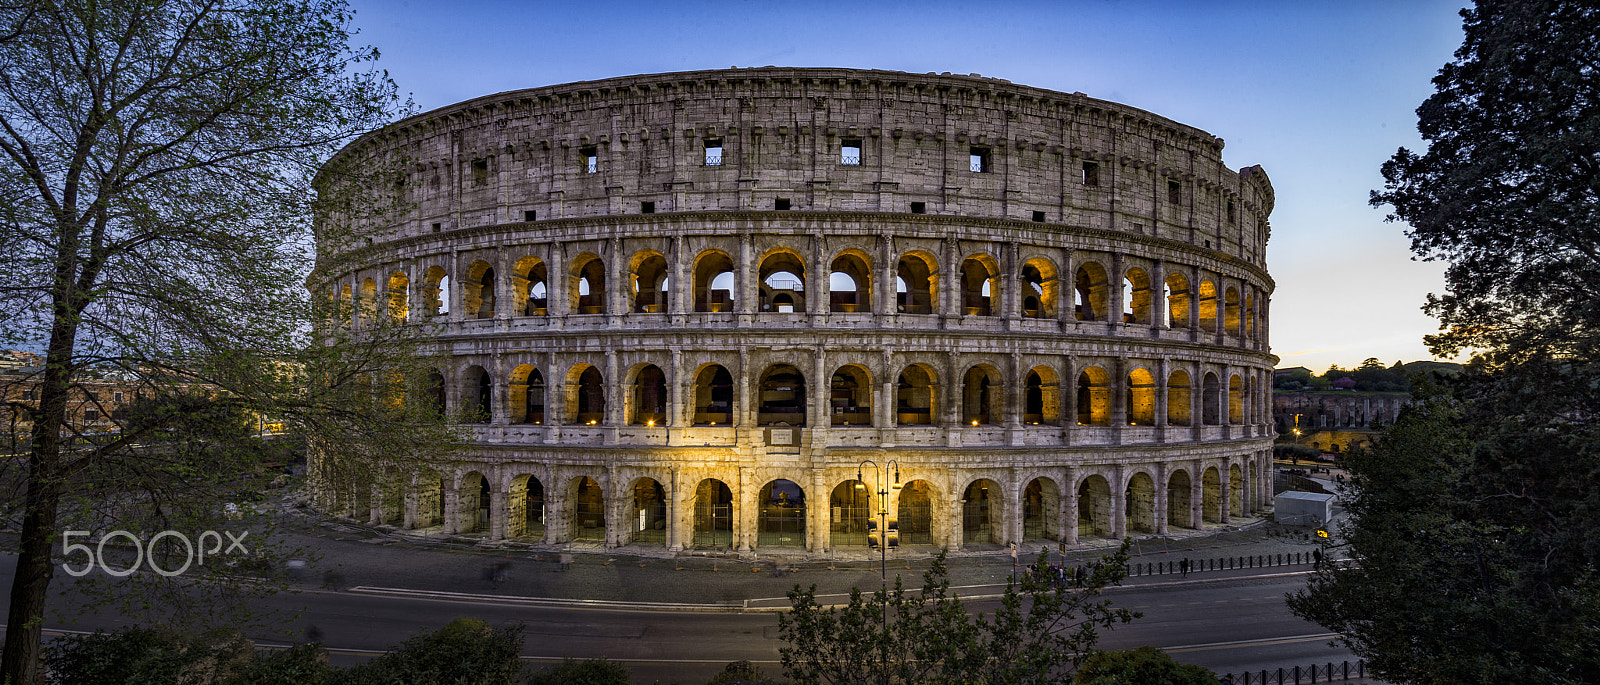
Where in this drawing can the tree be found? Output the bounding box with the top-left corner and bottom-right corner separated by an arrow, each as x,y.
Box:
1072,646 -> 1217,685
0,2 -> 460,681
777,544 -> 1139,685
1293,2 -> 1600,681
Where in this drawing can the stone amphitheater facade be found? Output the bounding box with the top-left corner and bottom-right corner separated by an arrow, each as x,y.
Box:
315,68 -> 1278,556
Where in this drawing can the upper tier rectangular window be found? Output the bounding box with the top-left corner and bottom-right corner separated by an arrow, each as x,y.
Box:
969,147 -> 990,173
705,140 -> 723,166
841,139 -> 861,166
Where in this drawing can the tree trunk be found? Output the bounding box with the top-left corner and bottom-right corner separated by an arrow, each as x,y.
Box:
2,476 -> 62,685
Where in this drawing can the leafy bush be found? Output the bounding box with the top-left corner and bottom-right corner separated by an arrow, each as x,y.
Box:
707,659 -> 775,684
1074,646 -> 1217,684
524,657 -> 631,685
46,627 -> 254,685
334,618 -> 525,685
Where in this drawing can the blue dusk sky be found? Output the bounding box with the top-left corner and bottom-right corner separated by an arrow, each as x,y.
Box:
347,0 -> 1470,373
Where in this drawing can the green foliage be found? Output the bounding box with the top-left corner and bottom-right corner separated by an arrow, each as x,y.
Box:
45,627 -> 254,685
523,657 -> 631,685
707,660 -> 775,684
1272,368 -> 1312,390
223,644 -> 332,685
1073,646 -> 1217,685
1273,443 -> 1321,462
777,543 -> 1139,685
336,618 -> 525,685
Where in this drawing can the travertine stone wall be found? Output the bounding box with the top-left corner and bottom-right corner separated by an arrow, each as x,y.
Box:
315,69 -> 1279,557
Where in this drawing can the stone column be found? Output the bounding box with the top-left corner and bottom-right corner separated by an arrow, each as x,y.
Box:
1187,265 -> 1201,341
880,234 -> 896,317
809,469 -> 827,552
443,479 -> 460,534
489,487 -> 507,540
737,233 -> 756,317
1111,466 -> 1126,539
670,235 -> 688,319
608,236 -> 626,319
1006,475 -> 1023,545
1152,259 -> 1168,330
549,241 -> 568,317
1059,248 -> 1076,333
1219,469 -> 1232,525
1190,460 -> 1204,528
1001,241 -> 1019,326
812,233 -> 830,316
737,467 -> 753,553
1060,466 -> 1077,543
1112,356 -> 1128,427
667,468 -> 684,551
1153,462 -> 1169,535
1109,252 -> 1125,331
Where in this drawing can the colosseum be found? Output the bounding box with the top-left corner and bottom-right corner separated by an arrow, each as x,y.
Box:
315,67 -> 1278,557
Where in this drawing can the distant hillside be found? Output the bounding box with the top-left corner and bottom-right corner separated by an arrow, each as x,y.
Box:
1274,359 -> 1465,393
1402,360 -> 1464,375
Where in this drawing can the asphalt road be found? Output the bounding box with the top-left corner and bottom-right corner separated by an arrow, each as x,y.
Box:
1,552 -> 1360,684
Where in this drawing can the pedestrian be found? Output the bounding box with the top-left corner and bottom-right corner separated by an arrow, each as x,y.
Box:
1313,547 -> 1323,569
1180,557 -> 1189,578
1221,675 -> 1234,685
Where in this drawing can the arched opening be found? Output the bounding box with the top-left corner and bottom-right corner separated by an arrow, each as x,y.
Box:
508,365 -> 540,424
567,364 -> 605,425
416,477 -> 444,528
829,252 -> 872,313
1198,279 -> 1219,332
1126,368 -> 1156,425
1167,470 -> 1193,529
757,479 -> 806,547
1245,293 -> 1256,339
896,253 -> 936,314
1201,467 -> 1222,523
515,257 -> 547,316
630,365 -> 667,426
897,364 -> 937,425
1229,374 -> 1244,423
1023,367 -> 1060,425
1023,478 -> 1060,541
1164,272 -> 1189,328
1124,267 -> 1152,324
571,476 -> 605,541
960,256 -> 998,316
422,266 -> 449,317
525,369 -> 545,424
962,479 -> 1002,545
359,278 -> 377,326
631,252 -> 670,313
897,480 -> 934,545
757,365 -> 806,426
693,251 -> 736,312
1020,258 -> 1057,318
1202,372 -> 1221,425
692,479 -> 734,548
387,271 -> 409,322
509,475 -> 544,539
759,252 -> 807,313
1224,286 -> 1241,336
464,365 -> 492,423
1125,472 -> 1155,534
457,472 -> 489,534
962,364 -> 1002,426
1167,370 -> 1192,426
693,365 -> 734,425
829,480 -> 871,547
424,371 -> 446,416
1077,475 -> 1113,539
572,255 -> 606,314
1229,464 -> 1244,518
463,261 -> 495,319
1075,262 -> 1110,321
1076,366 -> 1111,426
829,365 -> 873,426
631,478 -> 667,544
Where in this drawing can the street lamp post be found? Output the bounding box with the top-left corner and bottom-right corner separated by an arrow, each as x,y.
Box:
856,459 -> 900,683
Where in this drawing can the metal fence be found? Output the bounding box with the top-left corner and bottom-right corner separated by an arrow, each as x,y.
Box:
1224,660 -> 1367,684
1126,551 -> 1326,576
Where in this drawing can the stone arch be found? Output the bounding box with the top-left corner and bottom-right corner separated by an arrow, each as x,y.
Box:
1167,469 -> 1193,529
693,249 -> 737,312
1164,272 -> 1190,328
422,266 -> 448,316
508,474 -> 545,539
1020,256 -> 1058,319
1201,466 -> 1222,523
693,364 -> 735,425
757,364 -> 806,426
829,250 -> 873,313
359,277 -> 377,325
691,478 -> 734,548
1077,474 -> 1113,539
628,476 -> 668,544
513,255 -> 547,315
423,370 -> 446,416
1167,370 -> 1192,426
414,475 -> 445,528
457,471 -> 490,533
628,364 -> 667,426
757,479 -> 806,547
508,364 -> 542,424
1127,368 -> 1156,425
386,271 -> 409,322
1022,477 -> 1061,541
896,363 -> 938,425
961,478 -> 1004,545
1125,471 -> 1156,534
897,479 -> 937,545
1075,261 -> 1110,322
569,475 -> 606,541
565,363 -> 605,425
1245,293 -> 1256,339
463,259 -> 495,319
1198,278 -> 1219,332
959,254 -> 999,316
829,478 -> 873,547
376,475 -> 406,526
1229,463 -> 1244,518
1123,267 -> 1153,324
1023,365 -> 1060,425
463,365 -> 492,423
961,363 -> 1003,426
629,250 -> 670,313
1229,374 -> 1244,423
758,249 -> 807,313
1076,365 -> 1112,426
829,364 -> 873,427
895,250 -> 938,314
570,253 -> 606,314
1202,372 -> 1221,425
1224,286 -> 1241,335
